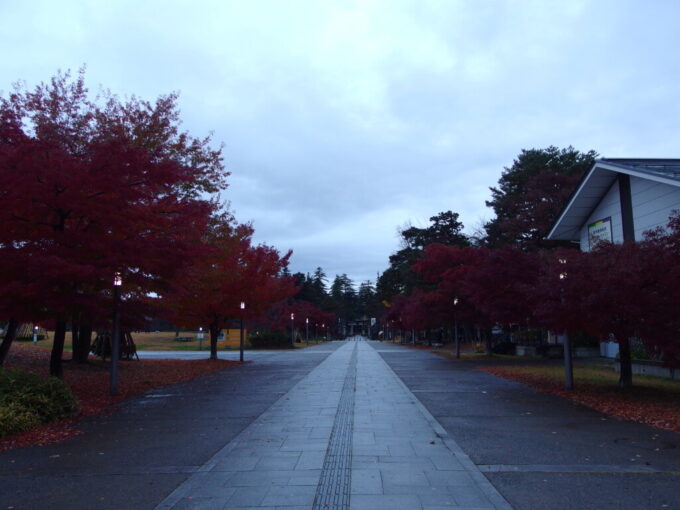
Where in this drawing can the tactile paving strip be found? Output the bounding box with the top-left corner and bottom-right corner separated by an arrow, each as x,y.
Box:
312,344 -> 358,509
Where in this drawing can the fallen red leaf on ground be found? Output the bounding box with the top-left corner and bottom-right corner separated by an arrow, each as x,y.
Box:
479,365 -> 680,434
1,344 -> 238,451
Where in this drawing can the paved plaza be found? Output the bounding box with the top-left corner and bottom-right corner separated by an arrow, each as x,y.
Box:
1,340 -> 678,509
156,340 -> 509,510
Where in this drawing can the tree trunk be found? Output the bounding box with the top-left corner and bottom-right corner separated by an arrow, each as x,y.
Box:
73,319 -> 93,363
563,331 -> 574,391
482,328 -> 492,356
618,336 -> 633,388
50,320 -> 67,378
70,314 -> 80,362
0,318 -> 19,366
209,322 -> 219,360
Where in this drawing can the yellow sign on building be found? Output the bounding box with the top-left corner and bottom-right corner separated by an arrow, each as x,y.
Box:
216,329 -> 248,349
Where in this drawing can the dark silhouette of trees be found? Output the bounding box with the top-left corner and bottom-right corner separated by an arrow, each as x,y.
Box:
484,146 -> 597,250
379,211 -> 470,301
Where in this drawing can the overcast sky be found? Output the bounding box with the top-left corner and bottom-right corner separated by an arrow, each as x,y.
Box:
2,0 -> 680,285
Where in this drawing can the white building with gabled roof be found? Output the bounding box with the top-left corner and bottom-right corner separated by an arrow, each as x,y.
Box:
547,158 -> 680,356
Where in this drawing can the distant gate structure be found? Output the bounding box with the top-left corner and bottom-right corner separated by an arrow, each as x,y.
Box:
345,317 -> 374,337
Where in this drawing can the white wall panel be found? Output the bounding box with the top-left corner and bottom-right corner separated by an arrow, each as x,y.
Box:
630,177 -> 680,237
578,176 -> 680,250
579,181 -> 623,251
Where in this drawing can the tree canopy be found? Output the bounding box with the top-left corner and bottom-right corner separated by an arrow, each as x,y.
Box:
378,210 -> 470,299
0,69 -> 226,374
484,146 -> 597,250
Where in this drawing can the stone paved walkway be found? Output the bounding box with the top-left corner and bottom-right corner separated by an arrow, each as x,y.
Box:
155,340 -> 512,510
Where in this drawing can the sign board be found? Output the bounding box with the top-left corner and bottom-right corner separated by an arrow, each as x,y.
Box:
588,217 -> 612,248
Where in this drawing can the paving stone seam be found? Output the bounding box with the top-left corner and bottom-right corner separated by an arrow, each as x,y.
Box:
370,344 -> 515,510
478,464 -> 675,474
312,343 -> 358,510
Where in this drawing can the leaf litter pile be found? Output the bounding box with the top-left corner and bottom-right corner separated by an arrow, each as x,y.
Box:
479,364 -> 680,433
1,343 -> 238,451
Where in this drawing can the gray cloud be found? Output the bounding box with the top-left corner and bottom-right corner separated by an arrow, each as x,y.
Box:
2,0 -> 680,284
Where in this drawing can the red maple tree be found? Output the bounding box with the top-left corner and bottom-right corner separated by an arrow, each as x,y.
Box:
0,70 -> 225,374
164,214 -> 296,359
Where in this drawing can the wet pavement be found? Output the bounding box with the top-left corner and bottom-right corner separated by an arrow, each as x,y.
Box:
1,339 -> 678,509
154,340 -> 509,510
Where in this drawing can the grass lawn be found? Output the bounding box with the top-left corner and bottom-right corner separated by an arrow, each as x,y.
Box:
477,363 -> 680,434
414,344 -> 518,362
19,331 -> 212,351
434,350 -> 520,362
19,331 -> 333,352
1,342 -> 239,451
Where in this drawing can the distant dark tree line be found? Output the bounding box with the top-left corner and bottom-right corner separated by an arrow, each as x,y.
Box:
290,268 -> 382,333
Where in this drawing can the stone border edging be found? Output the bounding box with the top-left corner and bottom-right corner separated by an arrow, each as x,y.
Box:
369,343 -> 514,510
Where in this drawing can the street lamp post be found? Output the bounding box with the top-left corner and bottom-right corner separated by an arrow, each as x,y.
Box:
290,313 -> 295,347
454,297 -> 460,359
110,272 -> 122,396
305,317 -> 309,345
239,301 -> 246,362
198,326 -> 203,351
559,259 -> 574,390
32,325 -> 38,344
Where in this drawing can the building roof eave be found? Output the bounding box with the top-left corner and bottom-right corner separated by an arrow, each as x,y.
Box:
546,159 -> 680,242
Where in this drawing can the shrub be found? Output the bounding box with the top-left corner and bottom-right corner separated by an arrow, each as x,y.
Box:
0,403 -> 41,436
0,369 -> 79,437
15,335 -> 46,342
537,344 -> 564,358
492,341 -> 516,355
571,331 -> 599,348
248,329 -> 292,349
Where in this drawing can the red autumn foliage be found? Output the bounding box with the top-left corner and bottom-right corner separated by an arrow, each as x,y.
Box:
258,299 -> 336,335
462,246 -> 540,328
383,290 -> 451,331
1,343 -> 237,451
531,247 -> 588,334
531,215 -> 680,383
411,244 -> 541,330
412,211 -> 680,378
164,213 -> 297,358
0,70 -> 226,374
411,244 -> 493,329
0,74 -> 219,314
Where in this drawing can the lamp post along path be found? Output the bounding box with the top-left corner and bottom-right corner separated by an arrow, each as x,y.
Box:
290,313 -> 295,347
559,258 -> 574,391
239,301 -> 246,362
454,297 -> 460,359
110,273 -> 122,396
